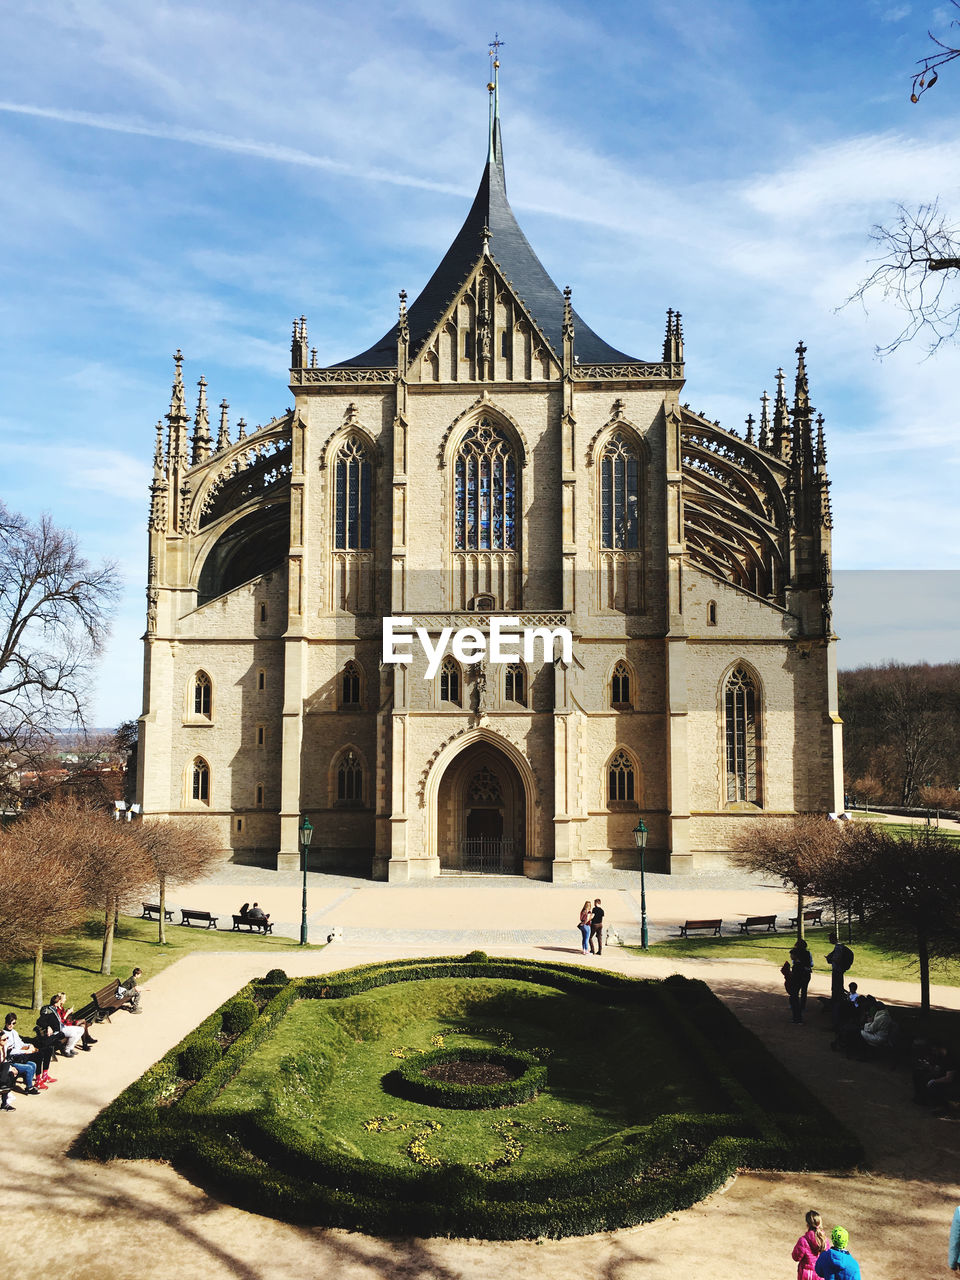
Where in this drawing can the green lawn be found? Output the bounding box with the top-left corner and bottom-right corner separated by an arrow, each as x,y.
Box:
643,925 -> 960,987
0,914 -> 322,1014
211,977 -> 717,1170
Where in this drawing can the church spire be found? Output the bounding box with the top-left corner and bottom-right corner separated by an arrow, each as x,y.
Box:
166,349 -> 190,470
773,367 -> 790,462
759,390 -> 771,451
217,399 -> 230,451
487,34 -> 504,165
192,376 -> 211,464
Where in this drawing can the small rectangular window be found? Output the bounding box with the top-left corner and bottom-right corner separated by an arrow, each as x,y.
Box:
256,724 -> 265,747
500,330 -> 509,358
463,331 -> 473,358
236,817 -> 243,834
259,602 -> 267,623
255,784 -> 264,808
257,669 -> 266,691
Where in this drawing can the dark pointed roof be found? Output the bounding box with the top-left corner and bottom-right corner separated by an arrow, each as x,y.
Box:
335,120 -> 641,367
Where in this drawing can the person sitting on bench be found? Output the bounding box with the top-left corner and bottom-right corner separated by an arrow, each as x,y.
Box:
238,902 -> 251,920
247,903 -> 269,926
53,994 -> 97,1051
0,1014 -> 41,1093
861,1000 -> 897,1053
117,968 -> 144,1013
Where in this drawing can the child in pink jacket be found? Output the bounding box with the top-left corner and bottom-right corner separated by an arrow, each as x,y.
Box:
793,1209 -> 827,1280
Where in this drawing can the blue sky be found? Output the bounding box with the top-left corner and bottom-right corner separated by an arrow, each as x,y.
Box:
2,0 -> 959,726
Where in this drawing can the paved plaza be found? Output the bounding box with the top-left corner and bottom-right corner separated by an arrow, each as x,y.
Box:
1,863 -> 958,1280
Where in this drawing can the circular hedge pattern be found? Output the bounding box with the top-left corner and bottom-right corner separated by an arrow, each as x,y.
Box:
392,1045 -> 545,1109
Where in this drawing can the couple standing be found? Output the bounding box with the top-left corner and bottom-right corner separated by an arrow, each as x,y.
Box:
578,899 -> 604,955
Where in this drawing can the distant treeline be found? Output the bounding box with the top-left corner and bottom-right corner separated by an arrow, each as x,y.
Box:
839,661 -> 960,807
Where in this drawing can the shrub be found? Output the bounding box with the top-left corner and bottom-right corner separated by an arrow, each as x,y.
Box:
222,998 -> 258,1036
393,1045 -> 544,1109
263,968 -> 289,985
462,950 -> 488,963
177,1035 -> 221,1080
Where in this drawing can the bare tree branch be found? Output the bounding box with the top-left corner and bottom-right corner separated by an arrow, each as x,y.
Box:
0,501 -> 120,805
911,0 -> 960,100
841,202 -> 960,356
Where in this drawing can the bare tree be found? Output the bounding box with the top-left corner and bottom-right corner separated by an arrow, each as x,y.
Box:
76,811 -> 153,974
0,502 -> 120,806
729,815 -> 850,941
0,800 -> 92,1008
841,823 -> 960,1019
131,818 -> 222,943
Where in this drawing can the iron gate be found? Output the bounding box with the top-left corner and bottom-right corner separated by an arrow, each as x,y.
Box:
449,837 -> 516,874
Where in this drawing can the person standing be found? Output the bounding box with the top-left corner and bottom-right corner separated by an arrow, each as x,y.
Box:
589,899 -> 605,955
949,1204 -> 960,1271
793,1209 -> 827,1280
814,1226 -> 862,1279
781,960 -> 803,1024
826,933 -> 854,1003
790,938 -> 814,1020
577,901 -> 592,953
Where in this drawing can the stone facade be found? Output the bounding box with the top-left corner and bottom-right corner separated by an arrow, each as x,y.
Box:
137,89 -> 842,878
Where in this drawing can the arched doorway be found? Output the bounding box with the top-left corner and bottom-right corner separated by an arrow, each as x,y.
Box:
436,740 -> 526,873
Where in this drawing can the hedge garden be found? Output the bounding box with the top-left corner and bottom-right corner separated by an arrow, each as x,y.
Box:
74,956 -> 863,1238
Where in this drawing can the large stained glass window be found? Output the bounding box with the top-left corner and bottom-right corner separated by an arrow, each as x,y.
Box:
454,420 -> 517,551
335,437 -> 372,550
724,666 -> 760,803
600,432 -> 639,550
608,749 -> 636,803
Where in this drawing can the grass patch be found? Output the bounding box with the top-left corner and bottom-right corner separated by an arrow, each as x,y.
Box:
76,958 -> 863,1239
644,925 -> 960,987
0,914 -> 321,1013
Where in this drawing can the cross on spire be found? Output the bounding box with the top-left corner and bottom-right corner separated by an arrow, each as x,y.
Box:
487,34 -> 504,164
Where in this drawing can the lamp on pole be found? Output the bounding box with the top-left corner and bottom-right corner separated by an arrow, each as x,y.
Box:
633,818 -> 649,950
299,815 -> 314,946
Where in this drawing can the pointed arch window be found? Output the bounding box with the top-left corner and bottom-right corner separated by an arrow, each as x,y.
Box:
334,436 -> 372,550
439,656 -> 461,706
505,662 -> 526,706
600,432 -> 640,550
336,750 -> 363,804
454,420 -> 517,551
340,660 -> 362,708
608,749 -> 636,804
194,672 -> 212,718
724,666 -> 760,804
192,757 -> 210,804
611,661 -> 632,708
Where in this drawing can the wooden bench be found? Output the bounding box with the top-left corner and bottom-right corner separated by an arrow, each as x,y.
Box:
789,908 -> 824,928
141,902 -> 174,921
89,979 -> 134,1022
679,918 -> 723,937
739,914 -> 778,933
232,914 -> 273,934
179,908 -> 218,929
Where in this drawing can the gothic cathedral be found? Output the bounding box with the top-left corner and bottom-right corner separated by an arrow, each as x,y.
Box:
137,81 -> 842,880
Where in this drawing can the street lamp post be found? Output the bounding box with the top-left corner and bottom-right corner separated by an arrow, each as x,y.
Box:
633,818 -> 649,950
299,815 -> 314,946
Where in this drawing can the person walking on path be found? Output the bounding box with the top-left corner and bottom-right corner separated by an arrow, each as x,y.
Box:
577,901 -> 592,953
949,1205 -> 960,1271
589,899 -> 605,955
814,1226 -> 862,1280
826,933 -> 854,1002
793,1209 -> 827,1280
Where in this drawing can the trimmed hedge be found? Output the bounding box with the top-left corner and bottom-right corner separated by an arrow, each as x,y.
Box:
392,1045 -> 544,1109
221,998 -> 258,1036
74,958 -> 864,1239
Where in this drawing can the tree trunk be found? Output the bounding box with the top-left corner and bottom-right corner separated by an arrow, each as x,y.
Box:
100,899 -> 115,974
796,884 -> 805,941
32,941 -> 43,1011
158,873 -> 167,945
918,929 -> 931,1022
